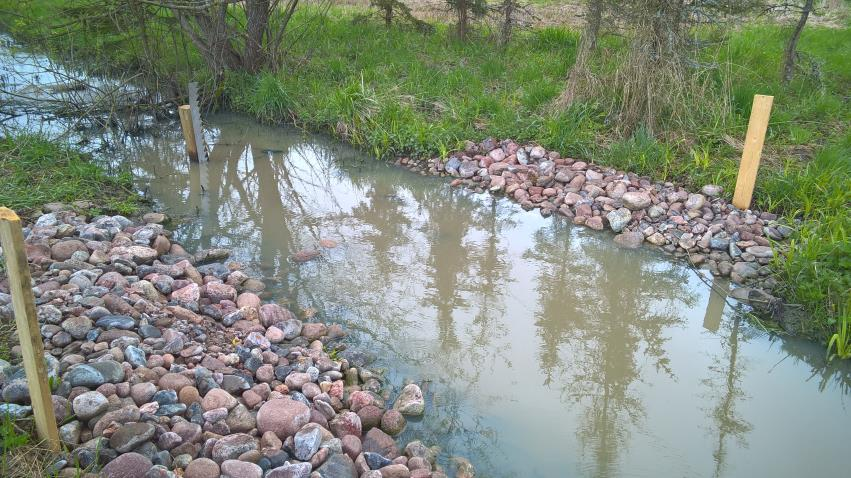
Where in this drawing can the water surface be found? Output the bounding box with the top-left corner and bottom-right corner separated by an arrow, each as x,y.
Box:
112,114 -> 850,478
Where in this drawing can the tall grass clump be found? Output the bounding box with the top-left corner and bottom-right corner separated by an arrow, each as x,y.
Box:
763,136 -> 851,338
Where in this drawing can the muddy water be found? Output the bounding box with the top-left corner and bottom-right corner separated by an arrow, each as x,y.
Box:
101,114 -> 848,478
3,36 -> 849,477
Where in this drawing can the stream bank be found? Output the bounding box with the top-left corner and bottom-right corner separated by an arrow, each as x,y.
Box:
398,138 -> 796,329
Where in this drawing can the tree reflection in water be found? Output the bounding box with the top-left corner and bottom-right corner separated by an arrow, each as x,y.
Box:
524,218 -> 697,477
96,113 -> 851,478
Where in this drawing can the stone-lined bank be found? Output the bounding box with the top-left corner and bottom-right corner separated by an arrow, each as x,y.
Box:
397,138 -> 792,290
0,207 -> 466,478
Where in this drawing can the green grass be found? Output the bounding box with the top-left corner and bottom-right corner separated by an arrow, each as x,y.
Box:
0,134 -> 141,217
0,2 -> 849,346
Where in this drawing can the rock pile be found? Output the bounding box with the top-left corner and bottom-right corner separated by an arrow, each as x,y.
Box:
0,207 -> 454,478
398,138 -> 793,288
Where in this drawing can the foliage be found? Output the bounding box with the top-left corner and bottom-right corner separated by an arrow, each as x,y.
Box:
365,0 -> 434,33
827,313 -> 851,361
446,0 -> 489,40
0,414 -> 29,454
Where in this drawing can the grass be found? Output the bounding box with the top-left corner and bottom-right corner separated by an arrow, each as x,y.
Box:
0,134 -> 142,218
0,2 -> 849,346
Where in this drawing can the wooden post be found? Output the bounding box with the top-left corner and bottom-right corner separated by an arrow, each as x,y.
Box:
178,105 -> 199,161
732,95 -> 774,210
0,208 -> 60,452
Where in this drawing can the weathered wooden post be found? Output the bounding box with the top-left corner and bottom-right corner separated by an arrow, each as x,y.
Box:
178,105 -> 199,161
732,94 -> 774,210
0,208 -> 60,452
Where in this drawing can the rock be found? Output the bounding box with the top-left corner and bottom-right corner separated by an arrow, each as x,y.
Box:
64,364 -> 105,388
159,373 -> 194,392
72,391 -> 109,420
100,452 -> 152,478
51,240 -> 88,261
267,462 -> 313,478
292,249 -> 321,262
379,464 -> 411,478
110,422 -> 156,453
221,459 -> 263,478
606,208 -> 632,233
294,423 -> 324,460
614,231 -> 644,249
393,384 -> 424,416
244,331 -> 270,349
732,262 -> 760,281
205,282 -> 236,303
172,420 -> 202,444
285,372 -> 312,390
257,398 -> 311,440
131,382 -> 157,405
622,192 -> 652,210
701,184 -> 723,196
92,405 -> 141,436
746,245 -> 773,258
458,161 -> 479,179
59,420 -> 81,445
380,410 -> 406,436
96,315 -> 136,330
143,212 -> 167,224
61,316 -> 92,339
184,458 -> 220,478
451,456 -> 475,478
0,403 -> 32,418
341,435 -> 362,461
364,452 -> 393,470
685,193 -> 706,210
225,403 -> 256,433
211,433 -> 257,463
362,428 -> 399,459
330,411 -> 362,438
301,323 -> 327,340
125,345 -> 147,368
158,431 -> 182,450
1,379 -> 30,404
585,216 -> 604,231
172,283 -> 200,303
316,453 -> 357,478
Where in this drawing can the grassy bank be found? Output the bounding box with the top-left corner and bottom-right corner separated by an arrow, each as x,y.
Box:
1,2 -> 848,345
0,134 -> 141,219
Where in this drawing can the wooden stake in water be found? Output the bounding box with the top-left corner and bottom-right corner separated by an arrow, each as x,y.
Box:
188,82 -> 207,162
0,208 -> 60,452
733,95 -> 774,210
178,105 -> 199,161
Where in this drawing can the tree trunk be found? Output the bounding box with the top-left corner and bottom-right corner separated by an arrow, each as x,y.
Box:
556,0 -> 603,107
499,0 -> 515,46
457,0 -> 468,41
384,2 -> 393,27
244,0 -> 271,73
583,0 -> 602,53
782,0 -> 814,85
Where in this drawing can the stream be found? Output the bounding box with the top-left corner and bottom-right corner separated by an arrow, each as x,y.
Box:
3,36 -> 850,478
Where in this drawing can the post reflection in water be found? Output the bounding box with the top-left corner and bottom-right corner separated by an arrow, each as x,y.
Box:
111,113 -> 851,478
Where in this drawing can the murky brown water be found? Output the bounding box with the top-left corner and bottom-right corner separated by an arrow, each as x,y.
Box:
96,113 -> 850,478
4,31 -> 848,477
